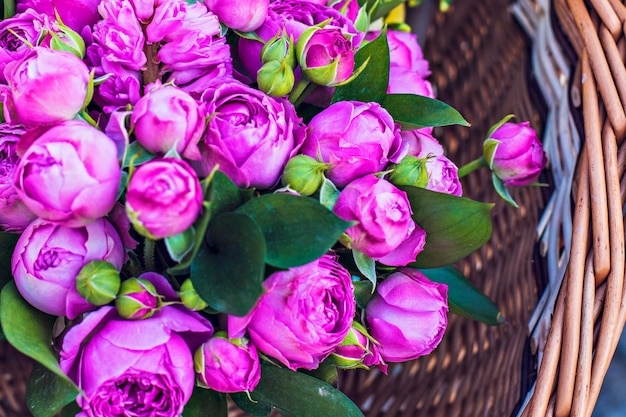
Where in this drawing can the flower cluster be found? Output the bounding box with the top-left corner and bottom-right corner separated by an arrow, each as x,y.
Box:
0,1 -> 547,416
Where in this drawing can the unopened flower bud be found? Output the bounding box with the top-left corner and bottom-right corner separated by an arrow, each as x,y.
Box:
261,32 -> 296,68
178,279 -> 208,311
115,278 -> 159,320
257,60 -> 295,97
75,260 -> 121,306
330,322 -> 387,373
281,155 -> 330,196
296,26 -> 355,86
388,155 -> 429,188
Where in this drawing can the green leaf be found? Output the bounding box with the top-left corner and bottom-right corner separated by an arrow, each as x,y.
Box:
400,186 -> 493,268
237,194 -> 351,268
26,364 -> 79,417
420,266 -> 503,325
0,232 -> 19,290
319,177 -> 340,210
191,212 -> 265,316
184,388 -> 227,417
3,0 -> 15,19
165,226 -> 196,262
331,29 -> 389,104
60,402 -> 81,417
301,359 -> 338,385
122,141 -> 156,168
0,282 -> 79,389
367,0 -> 405,21
382,94 -> 469,130
352,250 -> 376,286
248,363 -> 364,417
353,280 -> 374,309
231,392 -> 272,417
491,173 -> 519,208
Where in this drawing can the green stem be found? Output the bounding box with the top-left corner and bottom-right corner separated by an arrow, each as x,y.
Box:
144,238 -> 156,272
288,78 -> 314,107
77,110 -> 98,127
458,156 -> 488,178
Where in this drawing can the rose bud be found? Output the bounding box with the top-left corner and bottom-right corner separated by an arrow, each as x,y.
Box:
257,60 -> 295,97
178,279 -> 208,311
130,84 -> 205,159
2,47 -> 90,126
126,158 -> 203,240
115,277 -> 160,320
388,155 -> 429,189
261,31 -> 296,68
485,121 -> 547,187
76,260 -> 122,306
194,333 -> 261,393
330,322 -> 387,373
12,120 -> 121,228
281,155 -> 329,196
206,0 -> 269,32
12,217 -> 125,319
296,26 -> 355,86
365,268 -> 448,362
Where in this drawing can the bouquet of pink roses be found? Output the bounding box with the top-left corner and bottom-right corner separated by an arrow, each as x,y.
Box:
0,0 -> 547,416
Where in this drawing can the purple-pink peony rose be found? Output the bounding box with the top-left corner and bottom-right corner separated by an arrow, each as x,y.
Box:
206,0 -> 269,32
0,125 -> 36,232
12,217 -> 124,319
365,268 -> 448,362
195,335 -> 261,393
387,66 -> 435,98
194,78 -> 306,188
300,101 -> 405,188
2,47 -> 90,126
333,175 -> 426,266
60,304 -> 214,417
12,120 -> 121,227
487,121 -> 547,186
229,254 -> 356,371
17,0 -> 100,32
126,158 -> 203,239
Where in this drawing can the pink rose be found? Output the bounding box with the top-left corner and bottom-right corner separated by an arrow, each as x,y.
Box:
387,66 -> 435,98
386,29 -> 430,76
333,175 -> 426,266
12,121 -> 121,227
12,217 -> 125,319
487,121 -> 548,186
365,269 -> 448,362
229,254 -> 355,371
126,158 -> 203,239
60,304 -> 214,417
17,0 -> 101,32
206,0 -> 269,32
300,101 -> 405,188
296,27 -> 355,86
2,48 -> 90,126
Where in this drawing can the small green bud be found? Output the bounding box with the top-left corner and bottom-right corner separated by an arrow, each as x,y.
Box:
75,260 -> 121,306
257,60 -> 295,97
261,31 -> 296,68
388,155 -> 430,188
48,11 -> 86,58
281,155 -> 330,196
178,279 -> 208,311
115,278 -> 159,320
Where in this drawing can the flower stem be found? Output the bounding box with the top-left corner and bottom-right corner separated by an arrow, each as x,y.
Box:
458,156 -> 487,178
144,238 -> 156,272
142,42 -> 160,87
289,78 -> 314,107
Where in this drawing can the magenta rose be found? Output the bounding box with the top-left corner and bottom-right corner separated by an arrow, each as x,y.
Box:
126,158 -> 203,239
12,217 -> 125,319
130,84 -> 205,159
386,30 -> 430,76
2,48 -> 90,126
296,26 -> 355,86
0,125 -> 36,232
60,304 -> 214,417
333,175 -> 426,266
12,121 -> 121,227
365,268 -> 448,362
300,101 -> 404,188
487,121 -> 548,186
194,79 -> 306,188
194,335 -> 261,393
17,0 -> 100,31
229,254 -> 355,371
206,0 -> 268,31
387,66 -> 435,98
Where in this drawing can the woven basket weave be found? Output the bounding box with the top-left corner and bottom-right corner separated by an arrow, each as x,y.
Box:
3,1 -> 626,417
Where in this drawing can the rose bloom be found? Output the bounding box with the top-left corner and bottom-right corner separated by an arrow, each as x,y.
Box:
17,0 -> 101,32
229,254 -> 356,370
300,101 -> 405,188
333,175 -> 426,266
60,304 -> 214,417
0,125 -> 36,232
2,47 -> 90,126
12,217 -> 125,319
365,268 -> 448,362
488,121 -> 548,186
206,0 -> 268,31
297,27 -> 355,86
126,158 -> 203,239
194,78 -> 306,189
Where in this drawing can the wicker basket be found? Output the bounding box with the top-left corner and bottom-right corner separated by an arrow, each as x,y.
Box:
3,0 -> 626,417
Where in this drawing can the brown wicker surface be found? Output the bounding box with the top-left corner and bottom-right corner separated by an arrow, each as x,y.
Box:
0,341 -> 32,417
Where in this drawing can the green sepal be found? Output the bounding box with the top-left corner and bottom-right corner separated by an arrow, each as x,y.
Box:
482,139 -> 500,169
491,173 -> 519,207
165,226 -> 196,262
352,250 -> 376,288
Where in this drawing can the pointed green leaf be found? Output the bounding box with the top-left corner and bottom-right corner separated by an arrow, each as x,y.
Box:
26,364 -> 79,417
0,282 -> 79,388
400,186 -> 493,268
367,0 -> 405,21
231,392 -> 272,417
319,177 -> 340,210
0,232 -> 19,290
352,250 -> 376,286
491,173 -> 519,207
236,194 -> 351,268
382,94 -> 469,129
353,280 -> 374,309
122,141 -> 156,168
184,388 -> 227,417
420,266 -> 503,325
191,212 -> 265,316
60,402 -> 81,417
248,363 -> 364,417
332,29 -> 389,104
165,227 -> 196,262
